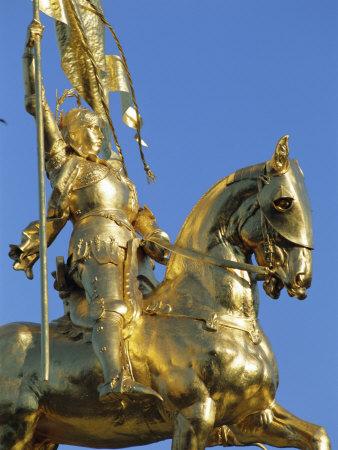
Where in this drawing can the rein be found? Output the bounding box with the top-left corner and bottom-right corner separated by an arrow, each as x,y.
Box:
144,237 -> 272,279
142,172 -> 286,346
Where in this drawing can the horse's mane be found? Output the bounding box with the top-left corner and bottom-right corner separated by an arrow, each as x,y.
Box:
177,162 -> 264,241
165,162 -> 265,279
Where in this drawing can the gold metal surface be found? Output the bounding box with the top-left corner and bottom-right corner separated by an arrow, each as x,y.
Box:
55,0 -> 108,119
258,136 -> 313,249
105,54 -> 143,133
39,0 -> 68,24
4,126 -> 331,448
39,0 -> 151,177
145,235 -> 270,277
1,10 -> 331,450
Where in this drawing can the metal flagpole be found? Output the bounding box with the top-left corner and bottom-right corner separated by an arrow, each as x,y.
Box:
33,0 -> 50,381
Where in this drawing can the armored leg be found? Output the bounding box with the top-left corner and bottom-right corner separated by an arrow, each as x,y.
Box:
92,309 -> 162,402
92,310 -> 124,395
74,257 -> 162,402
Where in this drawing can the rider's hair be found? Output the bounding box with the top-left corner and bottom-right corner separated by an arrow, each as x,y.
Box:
59,108 -> 103,138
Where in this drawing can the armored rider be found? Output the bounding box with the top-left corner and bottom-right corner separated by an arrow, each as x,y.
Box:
9,21 -> 170,402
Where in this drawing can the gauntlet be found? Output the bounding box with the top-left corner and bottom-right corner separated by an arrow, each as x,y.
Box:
133,206 -> 170,264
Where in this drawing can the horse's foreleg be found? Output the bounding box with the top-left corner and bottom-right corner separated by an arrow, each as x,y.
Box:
206,425 -> 241,447
32,439 -> 59,450
227,402 -> 331,449
172,398 -> 216,450
0,410 -> 39,450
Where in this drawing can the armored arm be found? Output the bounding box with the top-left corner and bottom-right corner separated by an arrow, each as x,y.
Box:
23,21 -> 67,181
133,206 -> 170,264
9,197 -> 69,280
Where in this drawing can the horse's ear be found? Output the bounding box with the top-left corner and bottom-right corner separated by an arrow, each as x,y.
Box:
269,135 -> 290,174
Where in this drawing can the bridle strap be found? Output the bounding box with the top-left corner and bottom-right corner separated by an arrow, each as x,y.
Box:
144,167 -> 281,280
257,174 -> 276,272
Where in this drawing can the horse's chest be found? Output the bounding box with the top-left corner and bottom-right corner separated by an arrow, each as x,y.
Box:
210,334 -> 278,420
238,348 -> 274,391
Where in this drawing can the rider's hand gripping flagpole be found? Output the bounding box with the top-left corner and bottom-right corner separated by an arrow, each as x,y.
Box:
33,0 -> 50,381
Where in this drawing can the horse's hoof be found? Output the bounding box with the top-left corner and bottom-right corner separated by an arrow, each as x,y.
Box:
313,427 -> 331,450
259,407 -> 274,426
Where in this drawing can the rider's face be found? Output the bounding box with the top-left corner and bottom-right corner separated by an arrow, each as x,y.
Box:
70,123 -> 104,156
81,124 -> 104,155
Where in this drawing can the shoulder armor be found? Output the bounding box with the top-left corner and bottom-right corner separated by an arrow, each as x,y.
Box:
72,159 -> 110,190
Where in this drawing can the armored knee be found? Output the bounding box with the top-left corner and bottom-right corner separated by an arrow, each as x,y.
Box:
104,299 -> 128,317
89,298 -> 127,321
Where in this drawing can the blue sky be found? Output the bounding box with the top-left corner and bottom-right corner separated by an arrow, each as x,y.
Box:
0,1 -> 337,449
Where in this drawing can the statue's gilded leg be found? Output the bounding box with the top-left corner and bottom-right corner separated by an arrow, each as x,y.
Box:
206,425 -> 241,447
0,410 -> 39,450
75,257 -> 162,402
92,309 -> 127,399
172,398 -> 216,450
219,402 -> 331,449
32,440 -> 58,450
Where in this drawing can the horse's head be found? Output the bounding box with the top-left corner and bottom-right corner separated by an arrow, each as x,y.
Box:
240,136 -> 313,300
166,135 -> 313,305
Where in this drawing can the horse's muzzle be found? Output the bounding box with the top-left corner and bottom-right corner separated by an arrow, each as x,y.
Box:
266,263 -> 312,300
287,272 -> 311,300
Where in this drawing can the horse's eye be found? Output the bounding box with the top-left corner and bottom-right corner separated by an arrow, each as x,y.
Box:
273,197 -> 293,212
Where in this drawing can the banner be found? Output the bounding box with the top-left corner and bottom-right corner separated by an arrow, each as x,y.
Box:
39,0 -> 143,152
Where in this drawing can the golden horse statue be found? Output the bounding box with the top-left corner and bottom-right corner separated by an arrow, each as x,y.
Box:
0,138 -> 331,449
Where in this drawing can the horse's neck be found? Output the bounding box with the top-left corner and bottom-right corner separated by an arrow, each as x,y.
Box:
161,177 -> 259,318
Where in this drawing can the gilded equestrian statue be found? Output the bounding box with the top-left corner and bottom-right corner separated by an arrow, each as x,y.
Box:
0,135 -> 331,449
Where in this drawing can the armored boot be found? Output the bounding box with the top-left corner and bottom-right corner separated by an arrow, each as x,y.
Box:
92,310 -> 162,403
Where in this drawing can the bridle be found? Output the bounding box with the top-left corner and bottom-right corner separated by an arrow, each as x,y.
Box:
142,168 -> 289,345
257,172 -> 278,273
145,168 -> 285,282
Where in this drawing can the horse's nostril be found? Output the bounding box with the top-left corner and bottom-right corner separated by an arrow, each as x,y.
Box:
295,273 -> 311,288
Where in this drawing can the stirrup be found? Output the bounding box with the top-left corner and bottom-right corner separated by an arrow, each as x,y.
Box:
98,373 -> 163,403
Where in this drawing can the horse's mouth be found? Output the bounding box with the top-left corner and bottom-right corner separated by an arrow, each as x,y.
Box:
263,275 -> 284,299
263,270 -> 308,300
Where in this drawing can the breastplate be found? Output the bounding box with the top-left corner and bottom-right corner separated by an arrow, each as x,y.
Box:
68,162 -> 139,223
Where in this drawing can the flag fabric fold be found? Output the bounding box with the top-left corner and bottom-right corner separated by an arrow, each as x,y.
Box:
55,0 -> 108,119
38,0 -> 144,150
105,55 -> 146,145
39,0 -> 68,24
